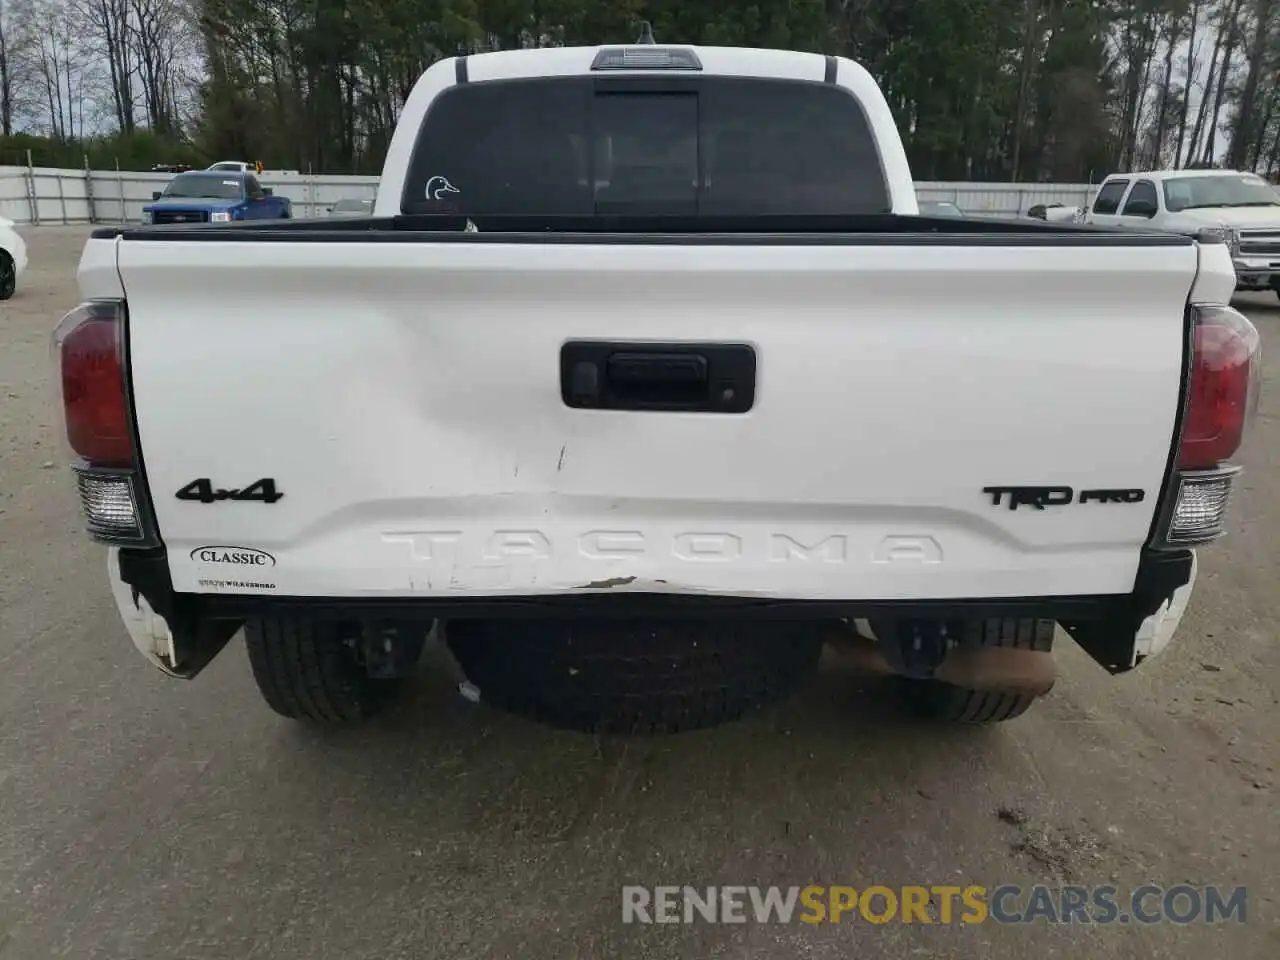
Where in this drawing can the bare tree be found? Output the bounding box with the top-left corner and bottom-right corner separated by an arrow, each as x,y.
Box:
1110,0 -> 1167,169
1150,3 -> 1190,165
130,0 -> 174,132
73,0 -> 136,132
9,0 -> 100,140
0,0 -> 40,136
1187,0 -> 1232,162
32,1 -> 70,136
0,0 -> 12,135
1200,0 -> 1246,162
1173,0 -> 1209,167
1227,0 -> 1276,167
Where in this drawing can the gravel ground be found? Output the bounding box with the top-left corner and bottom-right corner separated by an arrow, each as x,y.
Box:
0,226 -> 1277,959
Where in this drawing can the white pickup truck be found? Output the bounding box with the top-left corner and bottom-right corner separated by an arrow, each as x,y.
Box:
1085,168 -> 1280,297
55,44 -> 1261,733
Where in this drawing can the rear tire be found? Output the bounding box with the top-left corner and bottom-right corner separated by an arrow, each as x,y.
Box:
244,616 -> 399,722
445,618 -> 826,734
898,618 -> 1056,724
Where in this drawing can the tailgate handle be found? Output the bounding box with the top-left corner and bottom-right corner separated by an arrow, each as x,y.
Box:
607,352 -> 707,387
560,341 -> 756,413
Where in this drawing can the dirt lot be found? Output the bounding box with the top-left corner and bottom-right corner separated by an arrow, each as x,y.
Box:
0,226 -> 1277,959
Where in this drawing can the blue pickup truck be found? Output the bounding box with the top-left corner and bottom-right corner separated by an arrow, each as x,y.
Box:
143,171 -> 292,225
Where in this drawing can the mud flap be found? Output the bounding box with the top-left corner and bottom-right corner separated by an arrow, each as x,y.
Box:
1061,549 -> 1197,674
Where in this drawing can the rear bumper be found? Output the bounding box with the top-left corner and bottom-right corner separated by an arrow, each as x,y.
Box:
108,544 -> 1198,679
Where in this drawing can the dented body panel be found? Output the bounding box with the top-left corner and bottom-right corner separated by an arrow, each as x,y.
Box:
112,238 -> 1195,602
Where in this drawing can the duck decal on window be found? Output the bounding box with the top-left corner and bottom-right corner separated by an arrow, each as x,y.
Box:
425,176 -> 461,200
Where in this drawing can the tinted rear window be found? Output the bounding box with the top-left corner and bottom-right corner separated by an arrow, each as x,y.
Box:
402,77 -> 890,217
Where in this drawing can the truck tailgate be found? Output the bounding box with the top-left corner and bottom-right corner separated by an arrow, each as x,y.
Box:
117,237 -> 1193,600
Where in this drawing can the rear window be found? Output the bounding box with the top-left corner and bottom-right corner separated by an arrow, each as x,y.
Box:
402,77 -> 890,217
161,174 -> 244,200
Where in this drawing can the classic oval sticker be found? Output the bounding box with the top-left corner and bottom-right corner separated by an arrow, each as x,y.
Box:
190,546 -> 277,567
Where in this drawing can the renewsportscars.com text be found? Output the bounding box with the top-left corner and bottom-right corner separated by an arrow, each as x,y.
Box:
621,884 -> 1247,925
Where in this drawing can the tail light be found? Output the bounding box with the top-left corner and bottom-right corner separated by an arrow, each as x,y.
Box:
1178,305 -> 1261,469
1156,305 -> 1260,547
56,301 -> 133,466
52,301 -> 157,545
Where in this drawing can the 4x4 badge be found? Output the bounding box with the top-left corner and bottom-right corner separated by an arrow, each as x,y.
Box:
175,478 -> 284,504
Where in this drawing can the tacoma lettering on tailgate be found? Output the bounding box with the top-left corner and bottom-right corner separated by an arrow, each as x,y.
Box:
383,531 -> 945,565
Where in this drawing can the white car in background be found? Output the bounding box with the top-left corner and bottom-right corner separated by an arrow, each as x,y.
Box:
1086,169 -> 1280,297
1,216 -> 28,300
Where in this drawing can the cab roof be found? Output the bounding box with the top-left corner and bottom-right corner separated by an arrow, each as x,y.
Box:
1103,169 -> 1257,182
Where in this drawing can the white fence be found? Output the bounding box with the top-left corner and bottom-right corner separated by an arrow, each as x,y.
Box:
0,166 -> 380,224
915,182 -> 1095,214
0,164 -> 1095,225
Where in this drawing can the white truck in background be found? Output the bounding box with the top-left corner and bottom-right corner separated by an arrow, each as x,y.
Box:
55,44 -> 1260,734
206,161 -> 304,176
1086,168 -> 1280,298
206,161 -> 264,174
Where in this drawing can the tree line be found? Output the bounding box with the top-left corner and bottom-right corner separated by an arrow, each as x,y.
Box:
2,0 -> 1279,181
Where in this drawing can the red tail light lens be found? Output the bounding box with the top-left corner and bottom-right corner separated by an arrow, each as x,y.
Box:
54,301 -> 134,467
1178,305 -> 1261,470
